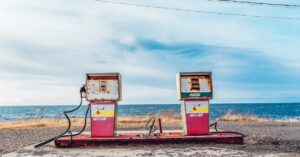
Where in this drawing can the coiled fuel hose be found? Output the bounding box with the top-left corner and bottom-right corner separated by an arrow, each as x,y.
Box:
34,85 -> 88,148
54,103 -> 90,148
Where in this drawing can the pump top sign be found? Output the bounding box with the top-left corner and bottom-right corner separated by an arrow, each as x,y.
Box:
86,73 -> 122,101
176,72 -> 213,100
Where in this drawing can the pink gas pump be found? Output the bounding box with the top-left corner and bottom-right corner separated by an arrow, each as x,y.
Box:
176,72 -> 213,135
86,73 -> 121,137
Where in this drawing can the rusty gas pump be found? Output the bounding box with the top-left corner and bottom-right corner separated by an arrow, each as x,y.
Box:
34,73 -> 121,147
176,72 -> 213,135
86,73 -> 121,137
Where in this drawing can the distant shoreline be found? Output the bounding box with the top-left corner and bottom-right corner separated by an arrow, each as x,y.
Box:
1,103 -> 300,122
1,102 -> 300,107
1,111 -> 300,130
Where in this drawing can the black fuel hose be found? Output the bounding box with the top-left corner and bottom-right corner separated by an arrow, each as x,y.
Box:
34,85 -> 86,148
210,122 -> 218,131
210,131 -> 246,137
209,122 -> 246,137
54,103 -> 90,147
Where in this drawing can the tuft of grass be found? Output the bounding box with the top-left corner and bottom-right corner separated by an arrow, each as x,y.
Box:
118,110 -> 182,129
218,110 -> 270,122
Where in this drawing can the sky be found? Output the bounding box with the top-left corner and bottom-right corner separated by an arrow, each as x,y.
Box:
0,0 -> 300,105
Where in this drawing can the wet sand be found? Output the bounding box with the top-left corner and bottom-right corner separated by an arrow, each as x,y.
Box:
1,121 -> 300,156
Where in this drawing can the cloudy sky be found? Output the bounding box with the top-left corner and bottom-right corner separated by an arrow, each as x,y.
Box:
0,0 -> 300,105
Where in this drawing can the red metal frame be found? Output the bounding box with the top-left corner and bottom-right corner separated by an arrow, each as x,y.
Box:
55,132 -> 244,147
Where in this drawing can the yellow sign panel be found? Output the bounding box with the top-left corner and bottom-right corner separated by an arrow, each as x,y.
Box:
93,110 -> 114,117
91,104 -> 115,118
189,106 -> 209,113
186,100 -> 209,114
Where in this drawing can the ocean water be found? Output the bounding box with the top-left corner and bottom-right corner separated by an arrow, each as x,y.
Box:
0,103 -> 299,122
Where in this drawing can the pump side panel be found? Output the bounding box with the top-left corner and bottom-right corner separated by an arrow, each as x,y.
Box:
91,103 -> 115,137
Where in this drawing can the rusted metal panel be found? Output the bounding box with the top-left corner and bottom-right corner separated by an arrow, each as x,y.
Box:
176,72 -> 213,100
55,132 -> 244,147
86,73 -> 122,101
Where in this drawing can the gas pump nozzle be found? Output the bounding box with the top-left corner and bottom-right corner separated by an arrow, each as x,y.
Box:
80,85 -> 86,98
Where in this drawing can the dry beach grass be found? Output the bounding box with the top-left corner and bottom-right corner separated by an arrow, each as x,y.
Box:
0,110 -> 269,130
218,110 -> 270,122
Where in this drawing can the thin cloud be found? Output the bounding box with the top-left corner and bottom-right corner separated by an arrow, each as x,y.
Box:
0,0 -> 300,105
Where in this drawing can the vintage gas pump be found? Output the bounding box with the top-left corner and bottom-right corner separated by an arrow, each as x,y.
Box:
176,72 -> 213,135
86,73 -> 121,137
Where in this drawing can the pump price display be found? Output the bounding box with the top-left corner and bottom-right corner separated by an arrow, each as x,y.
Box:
86,73 -> 121,101
180,76 -> 212,98
87,79 -> 120,101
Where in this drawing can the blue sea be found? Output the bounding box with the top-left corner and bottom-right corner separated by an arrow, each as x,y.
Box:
0,103 -> 299,122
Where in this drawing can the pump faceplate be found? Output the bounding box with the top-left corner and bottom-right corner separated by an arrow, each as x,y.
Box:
177,72 -> 213,100
86,73 -> 122,101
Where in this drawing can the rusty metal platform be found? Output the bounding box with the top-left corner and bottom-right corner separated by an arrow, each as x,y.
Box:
55,131 -> 244,147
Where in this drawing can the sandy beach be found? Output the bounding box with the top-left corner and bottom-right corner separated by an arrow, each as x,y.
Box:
0,120 -> 299,156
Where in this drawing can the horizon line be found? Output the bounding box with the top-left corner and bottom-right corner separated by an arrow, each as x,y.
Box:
0,102 -> 300,107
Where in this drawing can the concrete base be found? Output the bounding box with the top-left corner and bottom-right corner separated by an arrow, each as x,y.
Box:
55,130 -> 244,148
